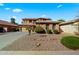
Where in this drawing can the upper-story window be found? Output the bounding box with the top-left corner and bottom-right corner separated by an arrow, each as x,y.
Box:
34,20 -> 36,22
32,20 -> 36,24
29,20 -> 32,23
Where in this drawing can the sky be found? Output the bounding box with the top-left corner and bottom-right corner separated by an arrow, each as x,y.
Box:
0,3 -> 79,24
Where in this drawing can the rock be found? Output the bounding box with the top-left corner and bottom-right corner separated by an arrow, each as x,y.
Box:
34,39 -> 36,40
36,43 -> 41,47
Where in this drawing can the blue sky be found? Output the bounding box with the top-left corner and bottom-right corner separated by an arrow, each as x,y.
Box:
0,3 -> 79,24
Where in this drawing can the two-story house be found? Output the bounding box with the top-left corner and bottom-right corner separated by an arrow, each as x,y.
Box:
19,18 -> 60,32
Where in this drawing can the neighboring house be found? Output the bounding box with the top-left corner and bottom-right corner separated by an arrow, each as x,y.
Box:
19,18 -> 60,32
59,19 -> 79,33
0,20 -> 18,32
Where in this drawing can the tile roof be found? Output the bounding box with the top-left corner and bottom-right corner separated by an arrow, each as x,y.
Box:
22,18 -> 51,21
22,18 -> 37,21
0,20 -> 17,27
59,19 -> 79,26
19,23 -> 35,26
36,20 -> 60,24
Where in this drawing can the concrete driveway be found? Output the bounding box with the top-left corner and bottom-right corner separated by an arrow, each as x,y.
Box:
0,32 -> 27,50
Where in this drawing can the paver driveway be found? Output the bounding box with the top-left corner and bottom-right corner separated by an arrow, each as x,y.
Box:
0,32 -> 27,50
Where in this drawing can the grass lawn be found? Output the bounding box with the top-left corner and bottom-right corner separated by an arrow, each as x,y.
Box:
61,36 -> 79,50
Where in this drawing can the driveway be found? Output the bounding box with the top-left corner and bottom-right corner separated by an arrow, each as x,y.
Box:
0,32 -> 27,50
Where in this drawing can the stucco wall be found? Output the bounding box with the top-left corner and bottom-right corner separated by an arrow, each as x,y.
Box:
60,24 -> 77,33
23,20 -> 33,24
22,27 -> 27,32
3,27 -> 7,32
49,24 -> 52,29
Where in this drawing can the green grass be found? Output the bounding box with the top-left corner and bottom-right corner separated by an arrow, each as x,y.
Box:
61,36 -> 79,50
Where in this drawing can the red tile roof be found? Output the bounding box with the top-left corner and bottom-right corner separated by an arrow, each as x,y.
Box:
22,18 -> 37,21
36,20 -> 60,24
37,18 -> 51,20
59,19 -> 79,26
0,20 -> 17,27
22,18 -> 51,21
19,24 -> 35,27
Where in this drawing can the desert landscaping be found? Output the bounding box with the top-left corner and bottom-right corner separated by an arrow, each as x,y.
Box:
1,32 -> 78,51
0,3 -> 79,55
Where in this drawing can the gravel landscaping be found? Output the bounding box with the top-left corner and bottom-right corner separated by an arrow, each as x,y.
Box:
1,33 -> 76,51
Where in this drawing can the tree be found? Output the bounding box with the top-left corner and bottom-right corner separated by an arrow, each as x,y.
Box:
57,19 -> 65,22
10,18 -> 16,24
10,18 -> 18,25
10,18 -> 19,31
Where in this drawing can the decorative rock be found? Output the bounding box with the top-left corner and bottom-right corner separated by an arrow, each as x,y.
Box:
53,38 -> 57,40
34,39 -> 36,40
36,43 -> 41,47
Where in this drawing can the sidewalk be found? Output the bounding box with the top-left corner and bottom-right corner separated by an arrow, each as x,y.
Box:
0,51 -> 79,55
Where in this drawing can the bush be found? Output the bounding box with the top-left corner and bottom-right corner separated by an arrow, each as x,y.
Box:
47,29 -> 53,34
26,26 -> 31,30
53,30 -> 60,34
61,36 -> 79,50
35,26 -> 46,34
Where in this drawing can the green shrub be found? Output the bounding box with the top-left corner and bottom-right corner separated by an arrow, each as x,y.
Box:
35,26 -> 46,34
47,29 -> 53,34
61,36 -> 79,50
53,30 -> 60,34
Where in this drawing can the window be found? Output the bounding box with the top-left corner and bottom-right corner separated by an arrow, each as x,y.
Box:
33,20 -> 36,24
29,20 -> 32,23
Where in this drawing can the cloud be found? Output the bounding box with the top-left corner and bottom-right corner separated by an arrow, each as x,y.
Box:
5,8 -> 10,10
57,4 -> 63,8
0,3 -> 4,6
12,16 -> 16,18
13,8 -> 23,13
41,14 -> 46,17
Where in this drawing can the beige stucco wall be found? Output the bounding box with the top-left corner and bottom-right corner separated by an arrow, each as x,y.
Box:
22,27 -> 27,32
55,24 -> 60,31
3,27 -> 7,32
23,20 -> 33,24
21,26 -> 34,32
60,24 -> 78,33
49,24 -> 52,29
